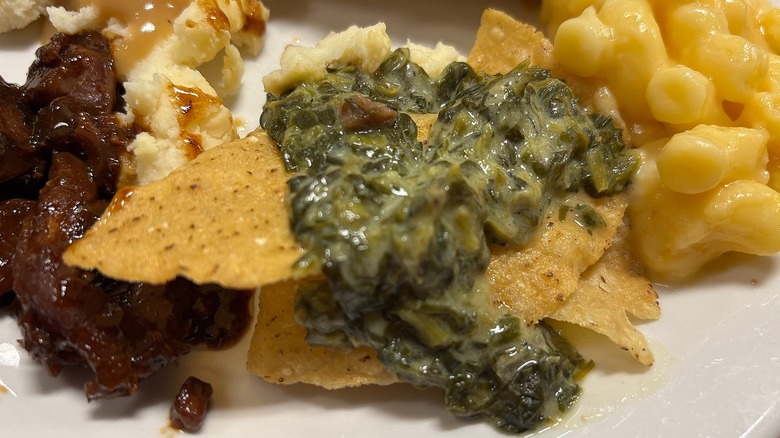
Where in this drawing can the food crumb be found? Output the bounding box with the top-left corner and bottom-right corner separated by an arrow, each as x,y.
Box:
170,376 -> 214,433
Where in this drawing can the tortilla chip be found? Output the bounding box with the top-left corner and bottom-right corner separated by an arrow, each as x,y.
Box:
412,113 -> 438,142
248,280 -> 397,388
468,9 -> 603,116
488,193 -> 627,323
469,9 -> 653,364
550,226 -> 660,366
64,131 -> 305,289
65,113 -> 439,289
468,9 -> 555,73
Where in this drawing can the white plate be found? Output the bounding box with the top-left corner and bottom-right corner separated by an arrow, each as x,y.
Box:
2,1 -> 780,437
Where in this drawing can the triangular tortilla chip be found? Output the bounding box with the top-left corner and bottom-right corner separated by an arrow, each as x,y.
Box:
550,225 -> 660,366
468,9 -> 606,120
469,9 -> 657,366
64,131 -> 304,289
468,8 -> 555,73
248,280 -> 397,388
488,193 -> 627,323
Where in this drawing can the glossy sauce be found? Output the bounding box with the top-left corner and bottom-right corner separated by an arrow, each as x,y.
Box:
51,0 -> 191,76
104,186 -> 135,218
241,0 -> 267,37
171,84 -> 223,158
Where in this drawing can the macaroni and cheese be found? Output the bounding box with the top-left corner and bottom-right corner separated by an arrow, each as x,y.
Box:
542,0 -> 780,279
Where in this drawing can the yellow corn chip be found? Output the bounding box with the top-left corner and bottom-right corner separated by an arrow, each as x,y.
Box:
550,226 -> 660,366
64,131 -> 304,289
468,9 -> 555,73
488,193 -> 627,323
248,280 -> 397,388
468,8 -> 657,365
468,9 -> 603,117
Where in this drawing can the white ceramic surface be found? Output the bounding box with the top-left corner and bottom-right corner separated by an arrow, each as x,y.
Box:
1,1 -> 780,437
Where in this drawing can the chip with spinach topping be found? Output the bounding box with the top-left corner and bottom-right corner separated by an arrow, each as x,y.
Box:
260,48 -> 637,433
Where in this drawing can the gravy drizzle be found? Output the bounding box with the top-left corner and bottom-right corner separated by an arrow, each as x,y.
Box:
50,0 -> 191,76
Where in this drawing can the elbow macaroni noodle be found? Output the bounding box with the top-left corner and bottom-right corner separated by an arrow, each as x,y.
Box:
542,0 -> 780,279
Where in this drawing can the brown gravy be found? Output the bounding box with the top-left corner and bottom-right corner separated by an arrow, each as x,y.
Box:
50,0 -> 191,76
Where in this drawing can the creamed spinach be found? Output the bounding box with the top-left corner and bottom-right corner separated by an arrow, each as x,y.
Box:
260,49 -> 637,433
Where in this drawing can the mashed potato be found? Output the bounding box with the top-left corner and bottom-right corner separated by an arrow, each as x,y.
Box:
122,0 -> 268,183
264,24 -> 463,96
0,0 -> 50,32
36,0 -> 269,185
46,4 -> 100,33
